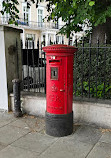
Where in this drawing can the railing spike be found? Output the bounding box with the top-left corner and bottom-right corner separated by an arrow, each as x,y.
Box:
32,40 -> 34,49
75,36 -> 77,47
89,34 -> 91,45
50,37 -> 52,45
26,38 -> 28,49
62,37 -> 64,44
82,37 -> 84,47
68,37 -> 70,45
41,41 -> 42,50
21,40 -> 23,49
37,38 -> 39,49
97,37 -> 99,47
56,37 -> 58,44
105,33 -> 107,45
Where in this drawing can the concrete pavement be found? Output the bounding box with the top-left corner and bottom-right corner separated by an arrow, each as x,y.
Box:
0,111 -> 111,158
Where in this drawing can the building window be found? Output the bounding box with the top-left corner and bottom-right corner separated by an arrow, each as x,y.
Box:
56,36 -> 64,44
38,9 -> 43,27
0,0 -> 10,24
2,12 -> 10,24
26,34 -> 35,49
23,6 -> 30,24
55,21 -> 59,29
54,17 -> 59,29
69,37 -> 73,46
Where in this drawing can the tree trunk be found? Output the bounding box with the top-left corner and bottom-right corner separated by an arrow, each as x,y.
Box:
92,18 -> 111,45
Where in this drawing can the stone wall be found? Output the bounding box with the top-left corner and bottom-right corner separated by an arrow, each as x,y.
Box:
10,93 -> 111,128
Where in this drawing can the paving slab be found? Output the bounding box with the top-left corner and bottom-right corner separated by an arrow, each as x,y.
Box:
39,136 -> 93,158
38,125 -> 102,158
1,112 -> 111,158
0,125 -> 29,145
87,142 -> 111,158
39,125 -> 101,158
9,119 -> 31,132
62,125 -> 102,145
0,112 -> 16,128
11,132 -> 58,155
9,115 -> 45,132
0,142 -> 7,151
0,145 -> 39,158
99,132 -> 111,144
21,115 -> 45,132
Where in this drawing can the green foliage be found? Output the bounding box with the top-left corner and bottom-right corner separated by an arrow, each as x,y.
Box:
46,0 -> 111,37
77,81 -> 111,98
0,0 -> 20,24
89,1 -> 95,6
1,0 -> 111,37
73,44 -> 111,99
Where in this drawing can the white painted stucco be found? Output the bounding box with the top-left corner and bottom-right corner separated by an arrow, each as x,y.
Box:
0,27 -> 8,110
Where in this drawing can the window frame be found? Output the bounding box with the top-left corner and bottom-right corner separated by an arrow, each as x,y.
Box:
22,2 -> 31,24
37,6 -> 44,27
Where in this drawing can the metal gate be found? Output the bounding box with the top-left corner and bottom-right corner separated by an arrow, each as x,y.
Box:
21,39 -> 46,93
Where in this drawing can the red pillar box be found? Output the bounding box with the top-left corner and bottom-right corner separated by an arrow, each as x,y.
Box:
43,44 -> 78,137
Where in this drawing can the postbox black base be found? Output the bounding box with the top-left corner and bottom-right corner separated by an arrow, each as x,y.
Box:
45,111 -> 73,137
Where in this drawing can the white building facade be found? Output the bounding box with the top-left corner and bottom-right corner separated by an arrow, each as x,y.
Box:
0,0 -> 70,48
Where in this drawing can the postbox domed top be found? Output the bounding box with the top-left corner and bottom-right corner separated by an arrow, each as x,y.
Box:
43,44 -> 78,54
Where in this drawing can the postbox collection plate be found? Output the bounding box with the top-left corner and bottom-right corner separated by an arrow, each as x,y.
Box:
51,67 -> 58,80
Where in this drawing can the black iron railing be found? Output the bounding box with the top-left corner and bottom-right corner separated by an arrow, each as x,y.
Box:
73,37 -> 111,100
20,36 -> 111,100
17,18 -> 62,30
0,17 -> 63,30
21,39 -> 46,93
21,38 -> 58,94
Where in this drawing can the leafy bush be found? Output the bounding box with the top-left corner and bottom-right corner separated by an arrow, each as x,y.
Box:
73,45 -> 111,99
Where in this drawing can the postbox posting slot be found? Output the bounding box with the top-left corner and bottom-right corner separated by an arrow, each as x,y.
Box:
49,59 -> 61,65
51,67 -> 58,80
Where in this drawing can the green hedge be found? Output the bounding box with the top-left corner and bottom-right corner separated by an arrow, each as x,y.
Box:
73,46 -> 111,99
